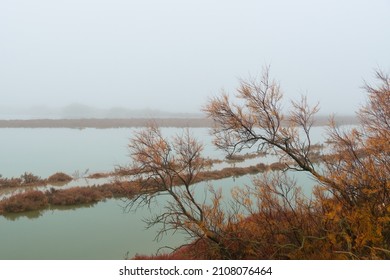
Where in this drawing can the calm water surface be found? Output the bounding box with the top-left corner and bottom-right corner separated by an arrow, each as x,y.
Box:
0,126 -> 328,259
0,128 -> 221,178
0,177 -> 250,260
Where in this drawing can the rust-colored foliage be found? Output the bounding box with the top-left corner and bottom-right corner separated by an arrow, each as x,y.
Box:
0,190 -> 48,214
0,163 -> 275,216
0,171 -> 72,189
126,125 -> 226,248
47,187 -> 108,206
0,176 -> 22,189
47,172 -> 73,184
201,67 -> 390,259
0,182 -> 138,215
314,71 -> 390,259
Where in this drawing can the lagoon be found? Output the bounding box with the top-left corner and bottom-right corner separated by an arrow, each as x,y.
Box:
0,126 -> 329,259
0,127 -> 222,178
0,177 -> 250,260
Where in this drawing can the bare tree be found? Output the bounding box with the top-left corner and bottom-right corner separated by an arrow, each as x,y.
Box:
126,124 -> 229,257
126,68 -> 389,259
204,67 -> 390,259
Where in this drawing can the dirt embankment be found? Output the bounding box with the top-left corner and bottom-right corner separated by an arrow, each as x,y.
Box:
0,118 -> 213,128
0,116 -> 358,129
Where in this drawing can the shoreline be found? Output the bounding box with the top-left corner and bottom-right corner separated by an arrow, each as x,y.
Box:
0,116 -> 358,129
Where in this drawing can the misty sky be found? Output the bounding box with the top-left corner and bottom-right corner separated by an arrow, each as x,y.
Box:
0,0 -> 389,114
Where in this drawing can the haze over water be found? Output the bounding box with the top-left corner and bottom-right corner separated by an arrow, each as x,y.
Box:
1,0 -> 389,116
0,0 -> 389,263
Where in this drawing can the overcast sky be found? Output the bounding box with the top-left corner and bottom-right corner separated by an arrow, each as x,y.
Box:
0,0 -> 389,115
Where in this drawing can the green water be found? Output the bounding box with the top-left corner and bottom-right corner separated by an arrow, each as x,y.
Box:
0,127 -> 323,259
0,199 -> 183,259
0,177 -> 257,259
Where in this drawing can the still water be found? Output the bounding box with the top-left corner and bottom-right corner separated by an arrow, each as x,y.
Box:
0,177 -> 250,260
0,127 -> 326,259
0,128 -> 221,178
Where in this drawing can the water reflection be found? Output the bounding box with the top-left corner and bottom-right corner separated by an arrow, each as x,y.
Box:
0,126 -> 335,259
0,177 -> 252,259
1,203 -> 98,221
2,210 -> 44,221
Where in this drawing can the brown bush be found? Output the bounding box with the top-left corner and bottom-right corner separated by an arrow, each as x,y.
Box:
202,68 -> 390,259
47,172 -> 73,184
0,190 -> 48,213
0,177 -> 22,189
20,172 -> 43,185
269,162 -> 286,171
87,172 -> 111,179
104,182 -> 137,198
47,187 -> 107,206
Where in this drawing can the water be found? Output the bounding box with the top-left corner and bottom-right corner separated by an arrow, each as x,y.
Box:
0,126 -> 328,259
1,200 -> 145,259
0,126 -> 332,178
0,127 -> 224,178
0,199 -> 184,259
0,177 -> 250,260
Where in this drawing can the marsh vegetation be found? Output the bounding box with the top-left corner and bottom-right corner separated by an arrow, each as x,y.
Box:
1,69 -> 388,260
124,69 -> 390,260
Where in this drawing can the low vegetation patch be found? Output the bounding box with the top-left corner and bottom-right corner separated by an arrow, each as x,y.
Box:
47,187 -> 109,206
0,191 -> 48,214
0,172 -> 74,189
0,176 -> 22,189
0,158 -> 314,216
47,172 -> 73,184
0,182 -> 139,215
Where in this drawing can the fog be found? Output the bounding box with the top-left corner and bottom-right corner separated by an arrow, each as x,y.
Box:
1,0 -> 389,116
